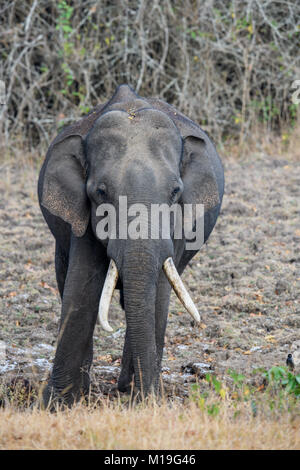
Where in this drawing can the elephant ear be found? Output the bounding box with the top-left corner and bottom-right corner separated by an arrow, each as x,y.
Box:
181,134 -> 220,212
41,134 -> 90,237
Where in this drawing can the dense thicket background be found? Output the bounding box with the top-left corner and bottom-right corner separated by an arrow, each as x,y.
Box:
0,0 -> 299,151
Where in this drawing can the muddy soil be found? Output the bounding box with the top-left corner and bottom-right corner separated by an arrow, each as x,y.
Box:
0,151 -> 299,401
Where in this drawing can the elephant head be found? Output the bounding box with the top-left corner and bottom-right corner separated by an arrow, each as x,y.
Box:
39,85 -> 223,398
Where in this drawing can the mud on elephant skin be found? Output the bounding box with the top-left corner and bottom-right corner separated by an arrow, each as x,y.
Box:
37,84 -> 224,407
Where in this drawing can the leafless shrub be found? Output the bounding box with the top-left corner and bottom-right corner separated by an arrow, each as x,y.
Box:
0,0 -> 299,152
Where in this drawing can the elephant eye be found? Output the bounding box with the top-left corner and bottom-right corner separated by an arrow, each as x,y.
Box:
171,186 -> 181,198
97,184 -> 106,197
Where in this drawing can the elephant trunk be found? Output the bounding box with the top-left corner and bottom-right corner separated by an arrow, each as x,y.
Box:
121,244 -> 160,395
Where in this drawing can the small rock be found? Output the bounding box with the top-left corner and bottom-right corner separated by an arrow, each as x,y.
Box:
177,345 -> 188,350
250,346 -> 262,353
275,280 -> 289,295
181,361 -> 212,378
291,341 -> 300,367
217,350 -> 230,361
286,316 -> 300,328
227,201 -> 253,216
291,340 -> 300,351
256,278 -> 265,289
272,159 -> 289,168
292,350 -> 300,367
202,344 -> 215,354
46,321 -> 58,331
205,324 -> 221,338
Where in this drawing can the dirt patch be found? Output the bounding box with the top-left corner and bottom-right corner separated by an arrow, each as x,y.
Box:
0,152 -> 299,401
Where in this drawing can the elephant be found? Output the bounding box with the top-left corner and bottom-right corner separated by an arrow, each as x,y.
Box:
38,84 -> 224,407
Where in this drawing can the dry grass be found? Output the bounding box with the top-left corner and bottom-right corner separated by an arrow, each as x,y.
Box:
221,120 -> 300,161
0,398 -> 299,450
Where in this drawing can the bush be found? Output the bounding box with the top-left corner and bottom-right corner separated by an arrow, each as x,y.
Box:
0,0 -> 299,151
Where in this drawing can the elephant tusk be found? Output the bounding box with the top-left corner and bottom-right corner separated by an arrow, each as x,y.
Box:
98,259 -> 119,332
163,257 -> 201,324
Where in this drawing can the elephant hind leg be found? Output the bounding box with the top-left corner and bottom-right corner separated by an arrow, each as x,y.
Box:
55,243 -> 69,299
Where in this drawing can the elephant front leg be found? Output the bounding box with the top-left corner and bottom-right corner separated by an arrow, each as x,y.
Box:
42,233 -> 108,409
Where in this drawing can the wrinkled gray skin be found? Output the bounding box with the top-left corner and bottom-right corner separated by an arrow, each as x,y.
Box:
38,85 -> 224,407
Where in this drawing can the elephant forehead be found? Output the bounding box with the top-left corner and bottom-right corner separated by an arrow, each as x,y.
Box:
87,108 -> 182,148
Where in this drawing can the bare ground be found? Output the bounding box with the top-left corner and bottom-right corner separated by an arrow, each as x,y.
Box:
0,150 -> 299,402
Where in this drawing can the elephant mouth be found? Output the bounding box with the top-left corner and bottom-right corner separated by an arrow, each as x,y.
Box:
98,257 -> 200,332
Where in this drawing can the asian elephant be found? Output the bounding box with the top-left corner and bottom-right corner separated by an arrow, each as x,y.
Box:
38,85 -> 224,407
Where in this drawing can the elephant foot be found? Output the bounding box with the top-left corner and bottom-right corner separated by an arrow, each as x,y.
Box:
117,370 -> 134,393
41,372 -> 90,411
117,368 -> 161,399
117,354 -> 135,393
40,383 -> 70,411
